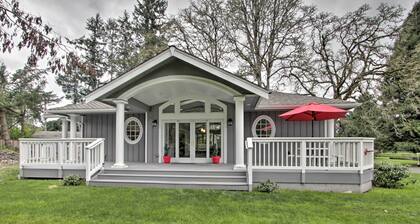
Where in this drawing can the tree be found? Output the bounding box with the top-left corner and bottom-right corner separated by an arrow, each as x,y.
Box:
113,11 -> 142,72
0,0 -> 83,73
46,120 -> 61,131
226,0 -> 314,89
172,0 -> 232,68
380,2 -> 420,152
56,14 -> 107,102
289,4 -> 403,100
0,63 -> 59,141
133,0 -> 169,61
338,94 -> 389,150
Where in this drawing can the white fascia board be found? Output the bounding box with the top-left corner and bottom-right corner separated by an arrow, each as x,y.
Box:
46,108 -> 116,114
172,49 -> 269,99
255,103 -> 361,111
85,49 -> 173,102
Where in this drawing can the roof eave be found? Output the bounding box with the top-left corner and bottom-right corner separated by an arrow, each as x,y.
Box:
255,103 -> 361,111
46,108 -> 117,115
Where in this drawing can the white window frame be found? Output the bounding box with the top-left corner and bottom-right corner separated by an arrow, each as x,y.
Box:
124,116 -> 143,144
158,96 -> 227,164
252,115 -> 276,137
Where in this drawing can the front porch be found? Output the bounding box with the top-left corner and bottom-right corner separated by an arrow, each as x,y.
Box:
19,137 -> 374,192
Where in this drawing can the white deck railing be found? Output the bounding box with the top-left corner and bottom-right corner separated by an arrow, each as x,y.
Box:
246,137 -> 374,170
85,138 -> 105,182
19,138 -> 105,181
245,137 -> 374,191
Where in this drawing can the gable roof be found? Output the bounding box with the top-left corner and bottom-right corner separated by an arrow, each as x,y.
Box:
85,46 -> 269,102
255,92 -> 360,110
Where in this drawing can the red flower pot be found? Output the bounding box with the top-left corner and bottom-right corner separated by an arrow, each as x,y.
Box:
163,156 -> 171,164
212,156 -> 221,164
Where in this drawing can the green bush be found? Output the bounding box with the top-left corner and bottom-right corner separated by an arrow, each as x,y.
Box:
256,179 -> 278,193
394,142 -> 420,153
373,163 -> 412,188
63,175 -> 84,186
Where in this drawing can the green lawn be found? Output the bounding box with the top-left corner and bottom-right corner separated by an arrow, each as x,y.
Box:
1,166 -> 419,224
375,152 -> 419,167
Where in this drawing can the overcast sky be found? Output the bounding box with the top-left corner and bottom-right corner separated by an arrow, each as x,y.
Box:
0,0 -> 417,107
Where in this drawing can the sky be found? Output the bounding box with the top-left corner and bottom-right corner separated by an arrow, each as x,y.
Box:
0,0 -> 417,107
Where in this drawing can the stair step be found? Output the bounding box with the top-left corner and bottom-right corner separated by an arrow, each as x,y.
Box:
103,169 -> 246,177
96,173 -> 246,182
89,179 -> 249,191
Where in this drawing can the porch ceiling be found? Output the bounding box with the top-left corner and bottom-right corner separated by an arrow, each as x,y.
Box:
127,76 -> 240,105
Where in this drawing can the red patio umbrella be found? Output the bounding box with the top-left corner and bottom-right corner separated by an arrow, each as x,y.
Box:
279,102 -> 347,137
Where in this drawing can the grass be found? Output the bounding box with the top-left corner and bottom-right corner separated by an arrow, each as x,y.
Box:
1,166 -> 420,224
375,151 -> 419,167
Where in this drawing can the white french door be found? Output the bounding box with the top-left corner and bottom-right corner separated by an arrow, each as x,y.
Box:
162,120 -> 224,163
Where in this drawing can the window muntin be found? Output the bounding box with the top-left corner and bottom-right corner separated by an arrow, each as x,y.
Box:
210,104 -> 224,112
162,104 -> 175,113
124,117 -> 143,144
180,99 -> 205,113
252,115 -> 276,137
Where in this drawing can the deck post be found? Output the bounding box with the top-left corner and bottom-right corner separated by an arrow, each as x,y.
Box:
112,99 -> 128,168
234,96 -> 245,170
69,114 -> 78,162
61,118 -> 68,138
301,140 -> 306,184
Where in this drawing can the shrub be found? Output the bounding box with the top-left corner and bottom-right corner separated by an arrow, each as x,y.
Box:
256,179 -> 278,193
394,142 -> 420,153
373,163 -> 411,188
63,175 -> 84,186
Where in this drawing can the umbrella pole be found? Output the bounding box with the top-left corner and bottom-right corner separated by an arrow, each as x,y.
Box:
312,120 -> 314,137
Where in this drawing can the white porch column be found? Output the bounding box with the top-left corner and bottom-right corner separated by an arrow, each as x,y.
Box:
61,118 -> 68,138
327,119 -> 335,138
112,99 -> 128,168
234,96 -> 245,169
69,114 -> 77,138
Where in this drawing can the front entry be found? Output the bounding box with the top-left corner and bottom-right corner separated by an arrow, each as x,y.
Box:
163,120 -> 223,163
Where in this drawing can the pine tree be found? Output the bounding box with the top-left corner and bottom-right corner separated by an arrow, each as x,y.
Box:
133,0 -> 169,61
114,11 -> 142,72
380,2 -> 420,152
56,13 -> 107,102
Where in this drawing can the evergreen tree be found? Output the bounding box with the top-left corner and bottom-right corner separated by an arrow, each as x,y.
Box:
133,0 -> 169,61
0,63 -> 59,140
114,11 -> 142,72
380,2 -> 420,152
56,13 -> 107,102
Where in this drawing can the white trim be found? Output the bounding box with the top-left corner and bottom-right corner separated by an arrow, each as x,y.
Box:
255,103 -> 360,110
118,75 -> 241,101
252,115 -> 276,138
124,117 -> 143,145
145,112 -> 148,163
46,108 -> 116,114
85,50 -> 173,102
85,47 -> 269,102
159,96 -> 227,164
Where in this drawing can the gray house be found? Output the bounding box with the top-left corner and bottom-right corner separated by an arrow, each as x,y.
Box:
19,47 -> 374,192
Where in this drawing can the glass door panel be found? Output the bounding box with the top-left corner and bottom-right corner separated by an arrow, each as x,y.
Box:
209,122 -> 222,157
164,123 -> 176,157
195,122 -> 207,158
178,123 -> 190,158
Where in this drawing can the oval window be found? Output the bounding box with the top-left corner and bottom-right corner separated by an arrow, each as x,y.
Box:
124,117 -> 143,144
252,115 -> 276,137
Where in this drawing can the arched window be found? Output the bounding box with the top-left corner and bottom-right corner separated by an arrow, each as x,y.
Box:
252,115 -> 276,137
159,97 -> 226,116
124,117 -> 143,144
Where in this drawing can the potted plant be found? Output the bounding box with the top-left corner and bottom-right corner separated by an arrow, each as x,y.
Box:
211,145 -> 221,164
163,144 -> 171,164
